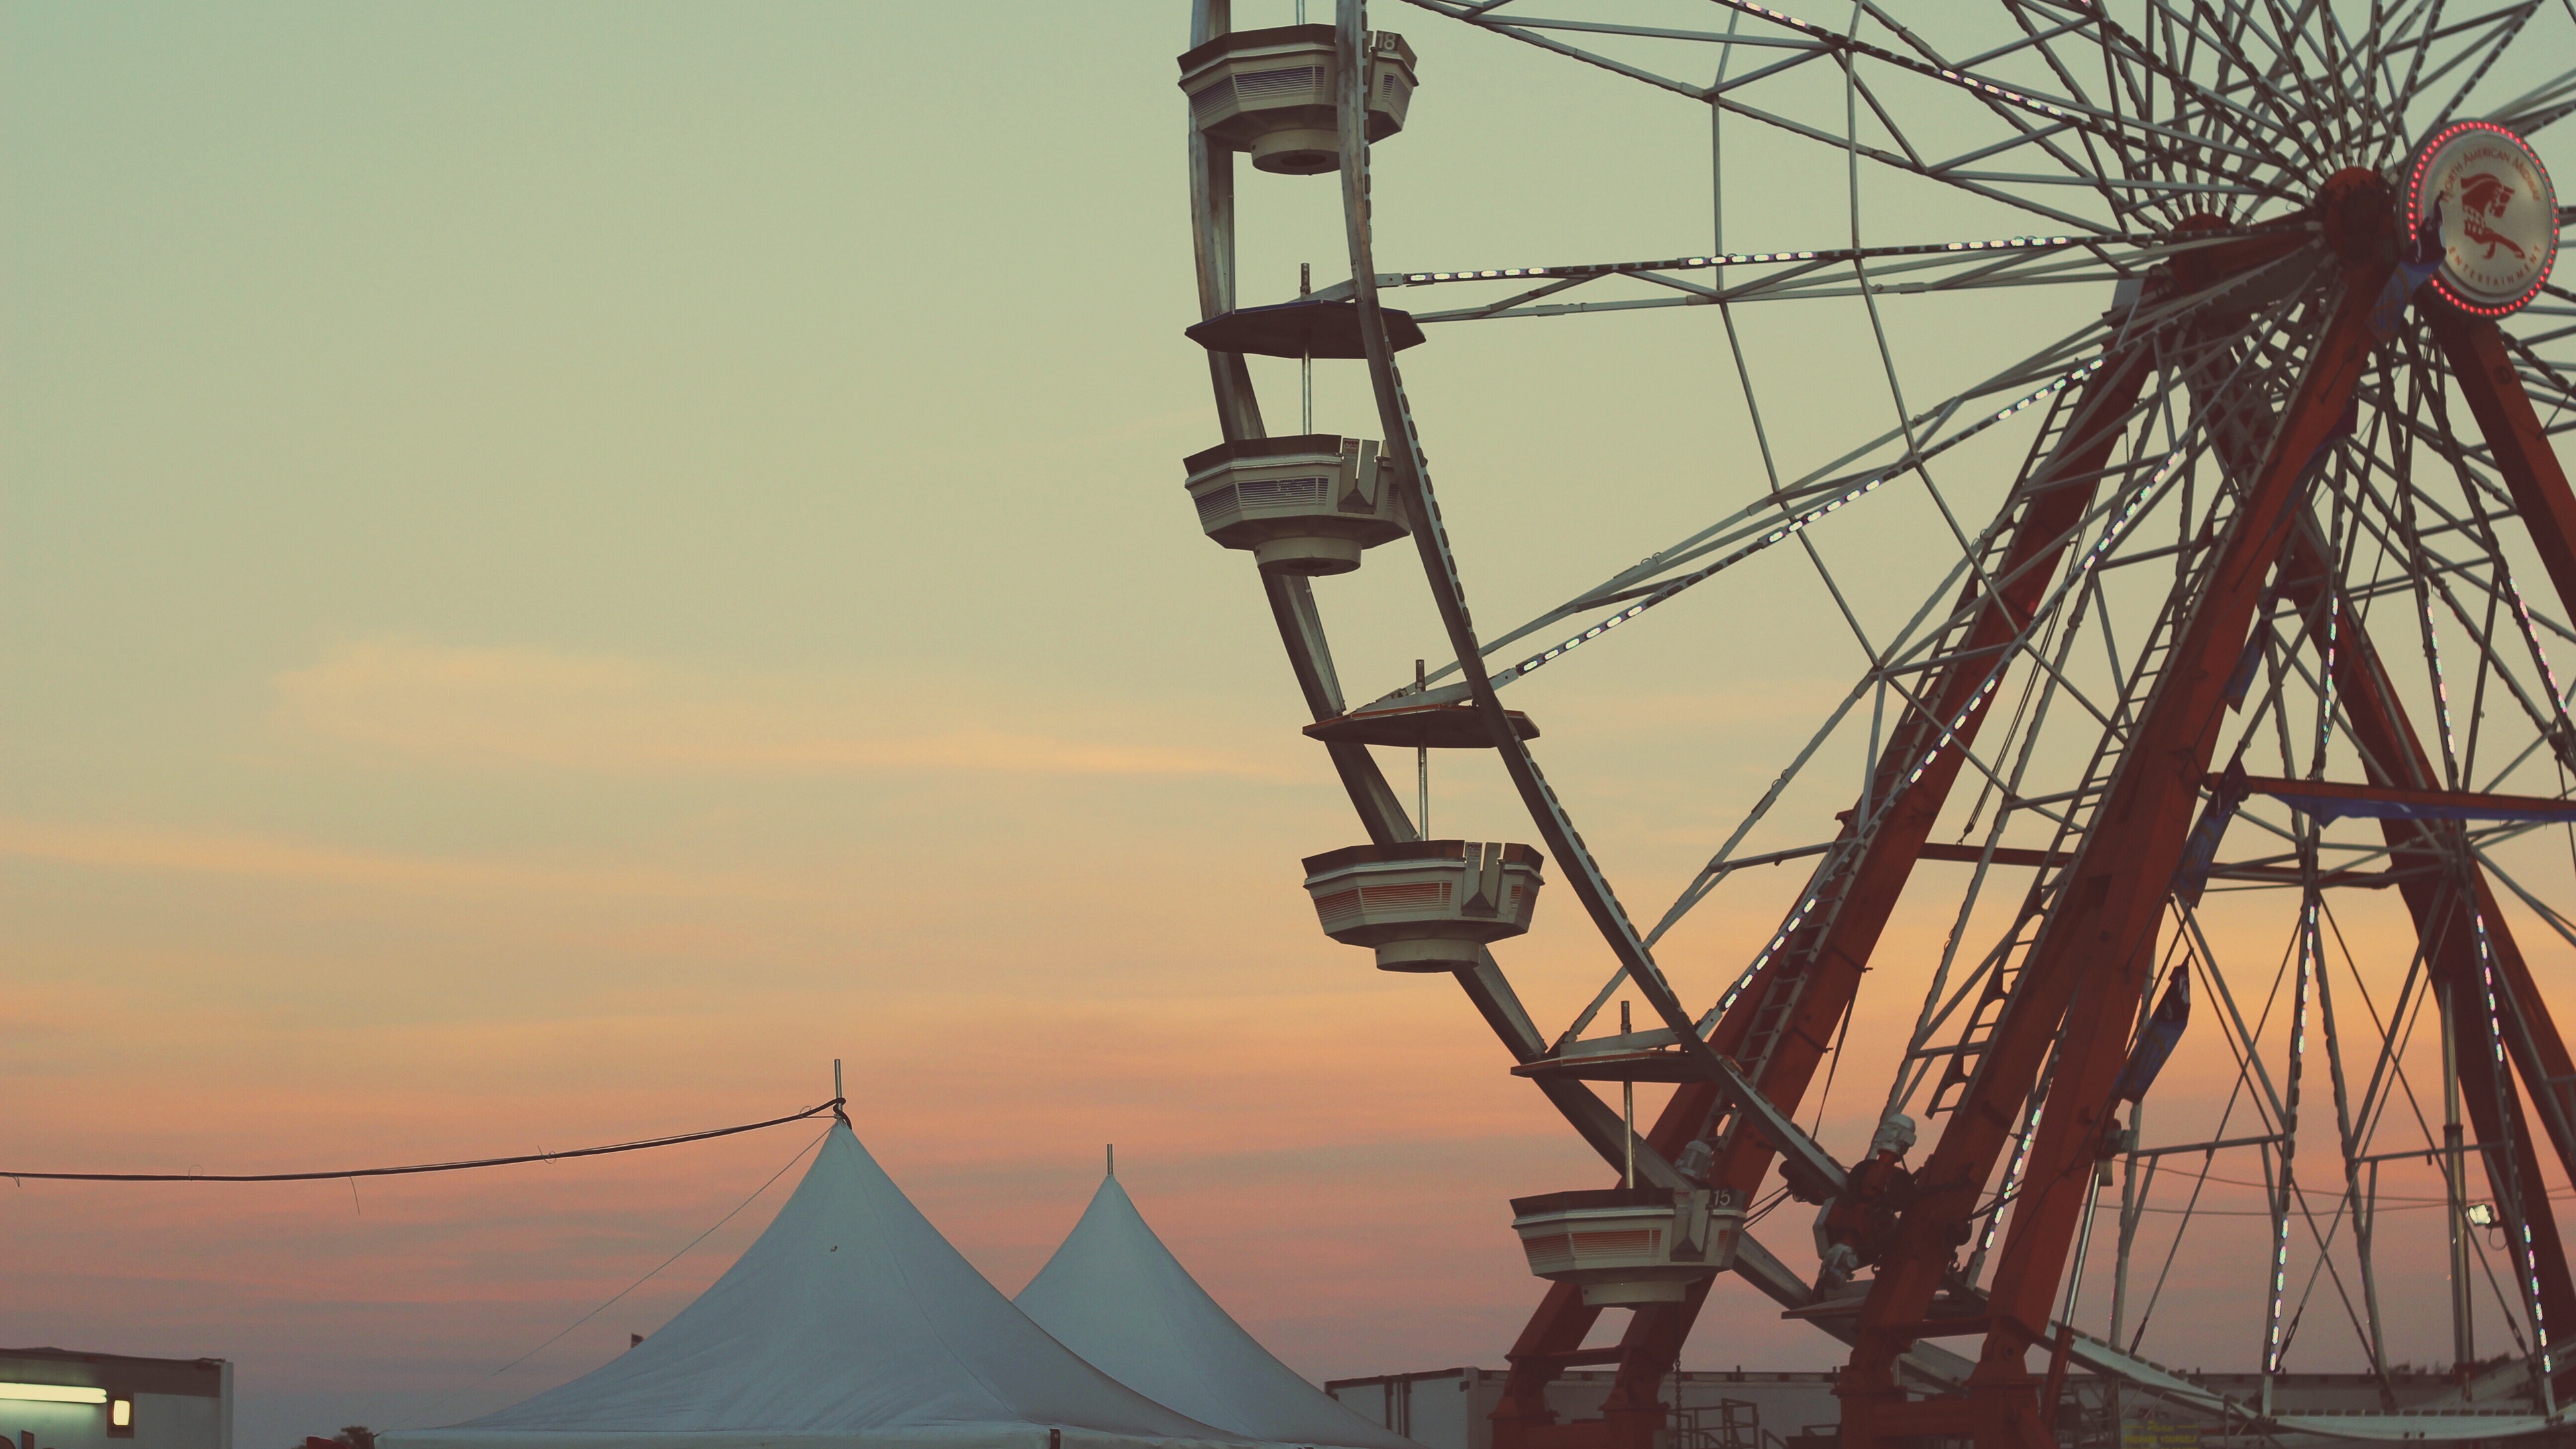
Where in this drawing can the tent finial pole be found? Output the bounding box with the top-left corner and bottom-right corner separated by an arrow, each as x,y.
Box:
1106,1144 -> 1114,1178
833,1059 -> 848,1124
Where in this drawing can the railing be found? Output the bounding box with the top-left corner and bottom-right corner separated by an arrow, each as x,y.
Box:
1668,1399 -> 1767,1449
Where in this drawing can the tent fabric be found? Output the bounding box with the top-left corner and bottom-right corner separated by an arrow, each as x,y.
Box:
384,1124 -> 1246,1449
1016,1173 -> 1415,1449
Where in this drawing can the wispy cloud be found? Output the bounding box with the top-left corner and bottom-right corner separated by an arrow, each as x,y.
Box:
0,817 -> 811,900
272,638 -> 1285,780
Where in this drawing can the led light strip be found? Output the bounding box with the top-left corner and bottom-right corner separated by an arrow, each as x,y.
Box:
2475,914 -> 2550,1354
2266,900 -> 2318,1375
1397,235 -> 2085,286
2317,606 -> 2339,765
1978,1099 -> 2049,1261
2428,594 -> 2461,770
2501,567 -> 2567,713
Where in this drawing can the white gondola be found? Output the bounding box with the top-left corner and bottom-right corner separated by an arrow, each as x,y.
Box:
1508,1186 -> 1746,1305
1299,839 -> 1542,971
1175,25 -> 1417,175
1185,434 -> 1406,576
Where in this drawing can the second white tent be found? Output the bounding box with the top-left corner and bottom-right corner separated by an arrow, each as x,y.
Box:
1018,1159 -> 1418,1449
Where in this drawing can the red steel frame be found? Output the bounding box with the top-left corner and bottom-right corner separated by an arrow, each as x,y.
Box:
1483,214 -> 2576,1449
1832,292 -> 2576,1443
1490,317 -> 2159,1449
1837,244 -> 2400,1447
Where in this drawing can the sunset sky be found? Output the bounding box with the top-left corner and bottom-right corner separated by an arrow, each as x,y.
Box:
8,4 -> 2576,1446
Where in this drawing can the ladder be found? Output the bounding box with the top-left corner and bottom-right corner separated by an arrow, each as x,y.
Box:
1921,326 -> 2297,1116
1721,375 -> 2108,1124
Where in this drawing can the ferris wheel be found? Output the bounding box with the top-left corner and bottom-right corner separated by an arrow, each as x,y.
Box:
1174,1 -> 2576,1444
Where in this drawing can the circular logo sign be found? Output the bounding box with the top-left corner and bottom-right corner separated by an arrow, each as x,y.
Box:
2405,121 -> 2559,316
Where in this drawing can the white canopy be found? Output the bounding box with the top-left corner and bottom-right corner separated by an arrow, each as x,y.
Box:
1015,1169 -> 1415,1449
385,1122 -> 1245,1449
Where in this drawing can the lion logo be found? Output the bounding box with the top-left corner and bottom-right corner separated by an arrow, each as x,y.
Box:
2457,170 -> 2526,261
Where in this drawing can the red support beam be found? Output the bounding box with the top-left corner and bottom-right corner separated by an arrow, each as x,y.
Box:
2432,312 -> 2576,620
1489,338 -> 2157,1449
1840,254 -> 2397,1448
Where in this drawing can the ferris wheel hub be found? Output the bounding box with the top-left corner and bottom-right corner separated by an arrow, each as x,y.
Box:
2316,166 -> 2398,266
2404,121 -> 2561,317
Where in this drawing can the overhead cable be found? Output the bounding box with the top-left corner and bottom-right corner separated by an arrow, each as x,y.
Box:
3,1097 -> 845,1183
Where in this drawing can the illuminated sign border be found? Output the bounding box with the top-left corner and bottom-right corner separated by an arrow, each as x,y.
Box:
2404,120 -> 2561,318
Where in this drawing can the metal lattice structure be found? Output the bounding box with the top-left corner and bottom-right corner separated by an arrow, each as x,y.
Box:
1178,1 -> 2576,1444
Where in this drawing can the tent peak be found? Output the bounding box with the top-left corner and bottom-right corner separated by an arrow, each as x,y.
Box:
1019,1171 -> 1417,1448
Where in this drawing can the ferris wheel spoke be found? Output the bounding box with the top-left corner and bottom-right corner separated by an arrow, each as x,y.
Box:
2422,0 -> 2547,134
1401,1 -> 2142,231
1714,0 -> 2294,197
1373,230 -> 2129,294
2324,484 -> 2576,782
2479,58 -> 2576,133
2458,849 -> 2576,1140
1936,3 -> 2141,211
1395,0 -> 1727,100
1332,325 -> 2125,716
2386,11 -> 2514,120
2495,90 -> 2576,137
1507,250 -> 2102,313
2373,0 -> 2453,123
1450,337 -> 2149,708
2477,325 -> 2576,450
1654,343 -> 2182,1195
2131,0 -> 2336,176
1398,245 -> 2153,324
2074,9 -> 2301,182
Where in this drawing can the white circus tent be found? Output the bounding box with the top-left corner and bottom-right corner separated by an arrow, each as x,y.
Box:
1016,1163 -> 1416,1449
384,1122 -> 1246,1449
